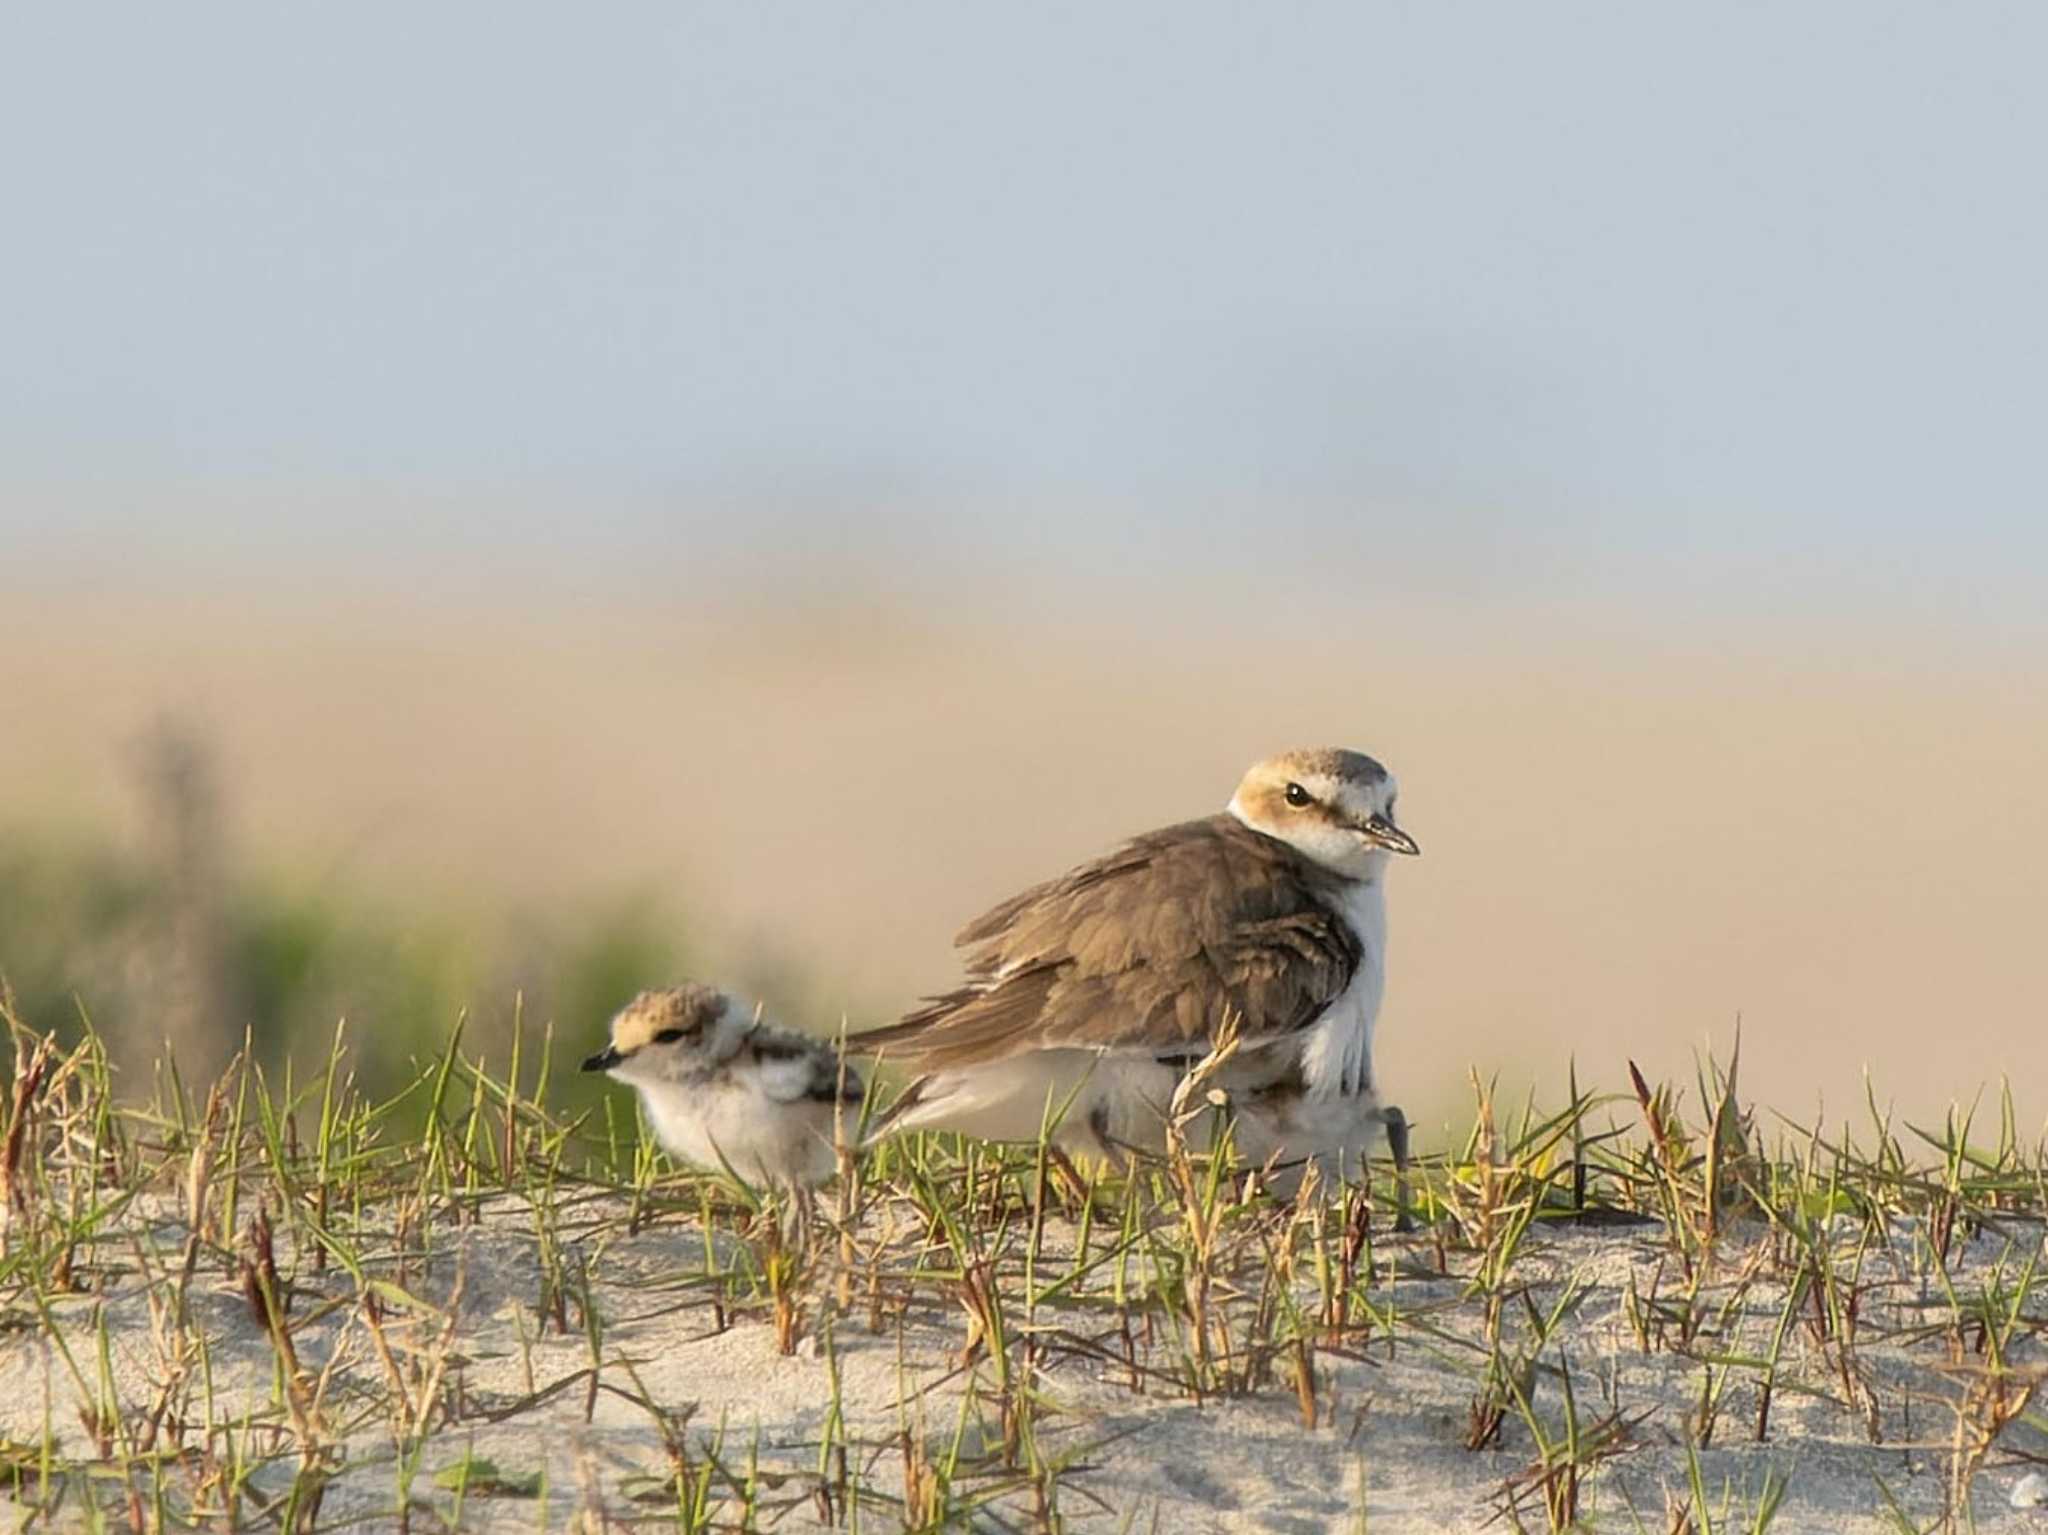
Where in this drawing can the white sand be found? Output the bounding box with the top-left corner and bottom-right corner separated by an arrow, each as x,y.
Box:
7,1189 -> 2048,1532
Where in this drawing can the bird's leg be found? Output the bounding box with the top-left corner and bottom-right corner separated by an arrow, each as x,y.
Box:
1046,1145 -> 1094,1213
1380,1105 -> 1414,1234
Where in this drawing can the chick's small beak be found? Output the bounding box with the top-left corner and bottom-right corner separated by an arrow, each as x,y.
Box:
1360,815 -> 1420,856
581,1044 -> 626,1073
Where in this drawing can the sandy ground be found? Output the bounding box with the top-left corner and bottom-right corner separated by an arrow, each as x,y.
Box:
7,1188 -> 2048,1533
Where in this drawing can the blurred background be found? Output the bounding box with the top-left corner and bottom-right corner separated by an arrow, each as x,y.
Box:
4,4 -> 2044,1140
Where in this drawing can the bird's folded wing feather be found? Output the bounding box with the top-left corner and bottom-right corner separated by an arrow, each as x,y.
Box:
851,815 -> 1359,1071
747,1031 -> 863,1104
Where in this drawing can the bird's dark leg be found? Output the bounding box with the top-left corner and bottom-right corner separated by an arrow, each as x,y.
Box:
1381,1105 -> 1414,1233
1047,1145 -> 1093,1211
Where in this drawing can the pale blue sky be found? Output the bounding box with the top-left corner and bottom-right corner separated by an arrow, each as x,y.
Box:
5,4 -> 2043,624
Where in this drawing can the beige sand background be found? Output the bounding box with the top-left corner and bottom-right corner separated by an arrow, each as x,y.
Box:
6,554 -> 2043,1140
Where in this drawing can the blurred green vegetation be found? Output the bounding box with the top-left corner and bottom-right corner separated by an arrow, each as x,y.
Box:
0,824 -> 689,1130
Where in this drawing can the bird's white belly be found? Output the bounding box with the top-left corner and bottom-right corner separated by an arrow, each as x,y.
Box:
642,1081 -> 841,1186
1298,878 -> 1386,1097
885,1051 -> 1183,1154
886,1048 -> 1391,1187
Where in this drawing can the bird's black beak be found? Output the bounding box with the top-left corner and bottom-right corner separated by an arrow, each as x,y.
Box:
1360,815 -> 1420,856
581,1044 -> 625,1073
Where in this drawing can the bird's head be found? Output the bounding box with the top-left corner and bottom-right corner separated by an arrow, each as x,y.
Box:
1228,748 -> 1419,877
581,983 -> 746,1084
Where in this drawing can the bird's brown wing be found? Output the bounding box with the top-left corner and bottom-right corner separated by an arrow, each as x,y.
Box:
851,815 -> 1360,1072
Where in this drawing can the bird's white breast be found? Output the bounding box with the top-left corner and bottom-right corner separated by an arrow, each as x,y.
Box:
637,1073 -> 842,1186
1297,876 -> 1386,1098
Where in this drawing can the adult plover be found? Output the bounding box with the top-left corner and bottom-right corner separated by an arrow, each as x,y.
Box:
852,749 -> 1418,1190
582,984 -> 861,1188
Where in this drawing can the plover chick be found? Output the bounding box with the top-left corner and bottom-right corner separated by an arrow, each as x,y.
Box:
852,748 -> 1417,1205
582,984 -> 861,1188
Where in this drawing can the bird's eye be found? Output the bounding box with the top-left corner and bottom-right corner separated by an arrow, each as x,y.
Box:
1284,782 -> 1312,808
653,1027 -> 688,1044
